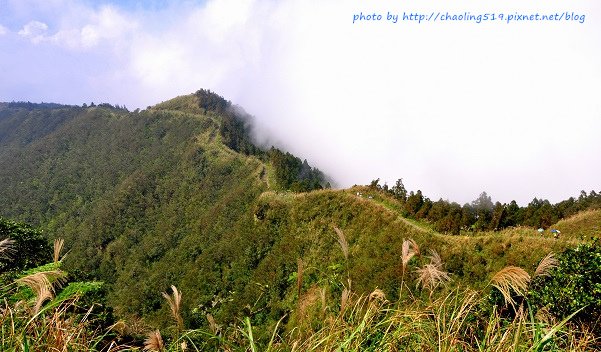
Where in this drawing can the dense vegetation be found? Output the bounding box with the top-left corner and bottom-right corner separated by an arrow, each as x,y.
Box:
1,217 -> 599,350
0,218 -> 50,273
0,219 -> 117,350
0,92 -> 599,350
529,240 -> 601,335
195,89 -> 329,190
195,89 -> 260,156
371,178 -> 601,235
0,94 -> 328,329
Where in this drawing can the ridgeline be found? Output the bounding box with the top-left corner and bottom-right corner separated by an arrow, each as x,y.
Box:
0,90 -> 599,349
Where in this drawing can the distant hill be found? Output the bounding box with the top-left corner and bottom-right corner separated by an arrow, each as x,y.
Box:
551,209 -> 601,240
0,90 -> 593,334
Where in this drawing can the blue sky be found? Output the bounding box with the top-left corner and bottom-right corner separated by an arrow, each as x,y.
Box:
1,0 -> 600,204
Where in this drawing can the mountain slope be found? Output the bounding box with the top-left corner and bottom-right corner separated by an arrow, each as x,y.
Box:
551,209 -> 601,240
0,93 -> 330,325
0,97 -> 262,295
0,93 -> 587,333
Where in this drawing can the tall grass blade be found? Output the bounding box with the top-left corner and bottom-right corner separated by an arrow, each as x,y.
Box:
296,258 -> 304,297
53,238 -> 64,264
528,307 -> 586,352
242,317 -> 257,352
266,314 -> 287,352
534,252 -> 558,277
334,227 -> 349,260
161,285 -> 183,329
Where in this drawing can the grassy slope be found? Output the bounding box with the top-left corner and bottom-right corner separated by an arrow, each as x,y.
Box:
249,188 -> 576,297
551,209 -> 601,240
217,186 -> 583,340
0,96 -> 592,335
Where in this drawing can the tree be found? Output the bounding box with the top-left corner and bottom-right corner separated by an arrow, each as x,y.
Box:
416,197 -> 432,219
460,204 -> 476,231
391,178 -> 407,202
489,202 -> 506,231
369,178 -> 381,190
268,148 -> 326,192
435,203 -> 462,235
504,200 -> 521,227
471,192 -> 494,231
405,190 -> 424,216
518,198 -> 559,228
471,191 -> 494,211
428,199 -> 450,224
537,200 -> 558,228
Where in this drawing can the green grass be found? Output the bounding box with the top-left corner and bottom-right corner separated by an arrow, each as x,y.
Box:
552,209 -> 601,240
152,94 -> 206,115
2,258 -> 599,351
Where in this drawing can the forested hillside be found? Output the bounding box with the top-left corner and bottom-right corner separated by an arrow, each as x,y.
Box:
0,91 -> 599,350
0,91 -> 330,326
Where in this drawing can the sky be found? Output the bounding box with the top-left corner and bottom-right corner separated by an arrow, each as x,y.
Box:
1,0 -> 600,205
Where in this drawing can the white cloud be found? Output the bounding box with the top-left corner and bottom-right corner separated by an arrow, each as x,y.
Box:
0,24 -> 8,35
125,0 -> 279,104
69,6 -> 137,48
3,0 -> 601,204
15,5 -> 136,49
18,20 -> 48,43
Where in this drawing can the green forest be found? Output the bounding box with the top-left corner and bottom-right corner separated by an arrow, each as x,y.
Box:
0,91 -> 599,351
370,178 -> 601,235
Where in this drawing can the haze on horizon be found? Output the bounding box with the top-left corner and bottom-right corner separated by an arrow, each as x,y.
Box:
1,0 -> 600,206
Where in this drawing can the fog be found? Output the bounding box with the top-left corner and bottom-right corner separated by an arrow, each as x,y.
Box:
1,0 -> 600,205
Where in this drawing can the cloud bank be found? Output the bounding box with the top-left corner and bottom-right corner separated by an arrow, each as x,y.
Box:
1,0 -> 600,204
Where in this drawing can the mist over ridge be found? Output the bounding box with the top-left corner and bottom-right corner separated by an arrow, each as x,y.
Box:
1,0 -> 599,205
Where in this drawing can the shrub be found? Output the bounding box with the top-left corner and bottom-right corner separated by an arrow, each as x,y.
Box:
528,239 -> 601,334
0,217 -> 51,273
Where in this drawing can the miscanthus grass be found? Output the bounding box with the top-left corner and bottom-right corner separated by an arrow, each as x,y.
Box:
1,234 -> 596,351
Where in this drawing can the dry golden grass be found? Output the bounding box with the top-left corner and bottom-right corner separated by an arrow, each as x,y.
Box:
319,286 -> 327,316
415,250 -> 451,294
0,237 -> 15,259
296,258 -> 304,297
368,288 -> 386,303
161,285 -> 183,329
401,238 -> 419,274
559,209 -> 599,223
206,313 -> 219,334
490,266 -> 530,307
334,226 -> 349,260
143,330 -> 164,351
432,289 -> 479,351
534,306 -> 554,325
53,238 -> 64,263
553,209 -> 601,239
296,286 -> 322,325
16,270 -> 66,314
534,252 -> 559,277
109,320 -> 128,336
340,280 -> 352,314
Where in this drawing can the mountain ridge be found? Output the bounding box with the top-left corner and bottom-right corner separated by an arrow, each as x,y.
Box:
0,90 -> 597,335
